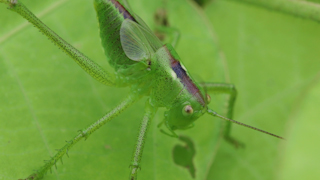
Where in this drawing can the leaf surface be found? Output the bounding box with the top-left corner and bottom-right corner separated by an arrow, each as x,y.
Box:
0,0 -> 226,179
205,0 -> 320,179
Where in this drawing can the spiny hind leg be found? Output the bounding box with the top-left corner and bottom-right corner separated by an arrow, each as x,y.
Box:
1,0 -> 117,86
25,95 -> 137,180
130,100 -> 157,180
201,82 -> 244,148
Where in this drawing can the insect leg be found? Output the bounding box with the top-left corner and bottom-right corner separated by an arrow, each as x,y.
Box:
159,120 -> 179,138
1,0 -> 116,86
201,82 -> 244,148
179,123 -> 195,130
25,95 -> 138,180
130,100 -> 158,180
154,7 -> 180,48
156,26 -> 180,48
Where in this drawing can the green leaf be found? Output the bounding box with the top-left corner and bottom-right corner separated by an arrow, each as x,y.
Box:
277,77 -> 320,180
4,0 -> 318,179
0,0 -> 226,179
205,0 -> 320,179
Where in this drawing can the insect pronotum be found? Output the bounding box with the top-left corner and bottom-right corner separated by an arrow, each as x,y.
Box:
0,0 -> 293,179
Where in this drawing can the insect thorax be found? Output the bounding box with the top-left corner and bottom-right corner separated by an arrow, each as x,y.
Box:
149,44 -> 206,109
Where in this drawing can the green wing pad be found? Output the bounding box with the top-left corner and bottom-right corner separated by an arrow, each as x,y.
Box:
120,19 -> 163,61
120,19 -> 151,61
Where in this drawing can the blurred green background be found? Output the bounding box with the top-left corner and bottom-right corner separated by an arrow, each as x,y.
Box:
0,0 -> 319,179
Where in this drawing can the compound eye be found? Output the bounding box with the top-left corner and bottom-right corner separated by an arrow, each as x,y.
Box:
182,105 -> 193,116
206,94 -> 211,104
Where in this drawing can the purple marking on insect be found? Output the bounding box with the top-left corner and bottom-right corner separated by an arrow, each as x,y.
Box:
165,47 -> 206,107
110,0 -> 136,21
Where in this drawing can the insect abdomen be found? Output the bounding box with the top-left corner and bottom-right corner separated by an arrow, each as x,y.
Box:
94,0 -> 135,71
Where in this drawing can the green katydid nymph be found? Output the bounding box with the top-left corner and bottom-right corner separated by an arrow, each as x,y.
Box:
0,0 -> 284,179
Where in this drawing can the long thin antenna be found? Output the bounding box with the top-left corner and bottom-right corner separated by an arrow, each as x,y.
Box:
207,109 -> 284,140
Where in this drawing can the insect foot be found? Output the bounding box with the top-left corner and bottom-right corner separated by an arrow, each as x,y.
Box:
0,0 -> 17,7
10,0 -> 17,4
20,171 -> 40,180
225,136 -> 245,149
129,163 -> 141,180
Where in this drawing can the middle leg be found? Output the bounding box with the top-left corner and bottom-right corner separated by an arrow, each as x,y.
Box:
201,82 -> 244,147
130,99 -> 158,180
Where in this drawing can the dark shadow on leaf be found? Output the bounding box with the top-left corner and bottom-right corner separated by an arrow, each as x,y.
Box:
192,0 -> 211,7
172,135 -> 196,178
